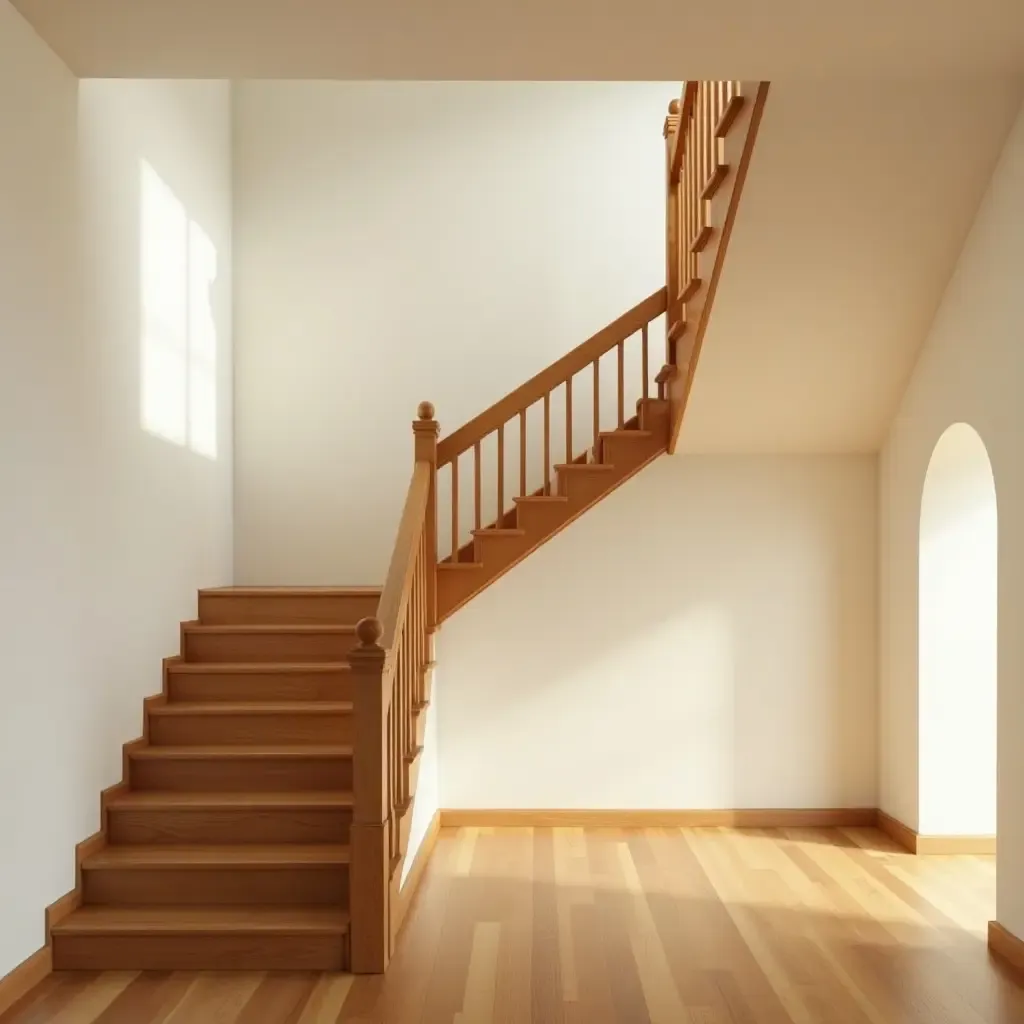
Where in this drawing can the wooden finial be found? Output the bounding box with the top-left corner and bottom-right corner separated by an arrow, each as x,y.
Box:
417,401 -> 435,421
668,98 -> 680,115
355,617 -> 383,648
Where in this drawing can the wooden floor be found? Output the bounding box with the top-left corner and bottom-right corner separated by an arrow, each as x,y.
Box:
4,826 -> 1022,1023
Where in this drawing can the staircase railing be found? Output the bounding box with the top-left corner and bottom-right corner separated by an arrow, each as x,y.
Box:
435,289 -> 667,565
349,402 -> 438,974
662,79 -> 769,448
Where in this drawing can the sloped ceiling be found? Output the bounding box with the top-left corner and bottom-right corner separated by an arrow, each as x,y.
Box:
678,77 -> 1024,453
10,0 -> 1024,79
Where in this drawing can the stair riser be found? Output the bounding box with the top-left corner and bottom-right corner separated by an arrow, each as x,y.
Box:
600,434 -> 665,467
199,593 -> 378,626
52,933 -> 348,971
183,632 -> 355,664
130,757 -> 352,792
83,867 -> 348,907
107,808 -> 352,846
168,670 -> 352,703
472,535 -> 532,579
556,470 -> 616,504
148,713 -> 353,747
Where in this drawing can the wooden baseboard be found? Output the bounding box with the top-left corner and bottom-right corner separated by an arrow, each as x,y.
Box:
989,921 -> 1024,976
877,810 -> 995,854
394,811 -> 441,937
0,946 -> 51,1018
439,807 -> 879,829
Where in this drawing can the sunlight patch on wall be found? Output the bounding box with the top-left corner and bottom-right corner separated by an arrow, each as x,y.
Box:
140,159 -> 218,459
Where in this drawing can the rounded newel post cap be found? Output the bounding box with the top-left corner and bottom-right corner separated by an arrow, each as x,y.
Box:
668,98 -> 680,115
417,401 -> 435,421
355,617 -> 383,648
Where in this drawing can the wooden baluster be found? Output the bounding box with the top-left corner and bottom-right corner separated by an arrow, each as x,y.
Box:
592,358 -> 600,453
642,324 -> 649,400
349,617 -> 389,974
450,456 -> 459,561
473,441 -> 481,532
519,409 -> 527,497
497,423 -> 505,522
543,392 -> 551,495
565,377 -> 573,463
617,340 -> 625,428
664,98 -> 680,309
413,402 -> 439,630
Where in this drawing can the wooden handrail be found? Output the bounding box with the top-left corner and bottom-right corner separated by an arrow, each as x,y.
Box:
437,288 -> 667,467
376,461 -> 431,651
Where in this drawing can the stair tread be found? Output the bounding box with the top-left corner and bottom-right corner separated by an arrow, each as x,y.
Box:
169,662 -> 351,674
514,495 -> 569,504
438,562 -> 484,571
52,906 -> 350,935
200,587 -> 380,596
471,528 -> 526,538
130,744 -> 353,759
84,844 -> 350,868
599,429 -> 653,440
150,701 -> 353,716
554,462 -> 616,472
107,789 -> 354,809
183,623 -> 357,635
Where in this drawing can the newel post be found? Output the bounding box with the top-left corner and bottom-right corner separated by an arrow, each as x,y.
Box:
349,617 -> 390,973
413,401 -> 439,630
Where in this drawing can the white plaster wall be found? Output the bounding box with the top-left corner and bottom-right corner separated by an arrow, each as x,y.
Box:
438,455 -> 878,811
0,0 -> 233,976
878,98 -> 1024,938
231,81 -> 670,586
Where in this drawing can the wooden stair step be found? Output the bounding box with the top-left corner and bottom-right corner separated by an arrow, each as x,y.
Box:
51,906 -> 351,970
108,789 -> 354,810
53,905 -> 350,934
471,528 -> 525,538
199,586 -> 380,626
182,624 -> 358,664
598,429 -> 653,441
130,744 -> 353,759
167,662 -> 353,703
149,701 -> 354,745
81,844 -> 350,907
129,744 -> 354,792
105,790 -> 354,845
84,844 -> 350,869
554,462 -> 617,472
151,701 -> 353,715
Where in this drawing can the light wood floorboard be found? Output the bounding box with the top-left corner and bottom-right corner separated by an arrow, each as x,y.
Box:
3,827 -> 1021,1023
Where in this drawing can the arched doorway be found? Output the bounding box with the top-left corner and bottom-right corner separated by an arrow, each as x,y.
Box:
919,423 -> 997,837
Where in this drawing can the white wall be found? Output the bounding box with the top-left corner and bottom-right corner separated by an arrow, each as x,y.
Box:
0,1 -> 233,976
438,455 -> 878,810
918,423 -> 997,836
232,81 -> 671,586
879,99 -> 1024,939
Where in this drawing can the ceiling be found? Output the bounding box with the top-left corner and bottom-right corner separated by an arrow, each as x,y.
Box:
677,77 -> 1024,454
11,0 -> 1024,79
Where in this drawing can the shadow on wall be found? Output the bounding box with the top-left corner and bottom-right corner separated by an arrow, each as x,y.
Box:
919,422 -> 998,837
139,159 -> 219,460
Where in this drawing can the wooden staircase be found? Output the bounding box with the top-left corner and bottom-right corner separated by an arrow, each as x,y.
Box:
38,79 -> 768,978
50,588 -> 378,971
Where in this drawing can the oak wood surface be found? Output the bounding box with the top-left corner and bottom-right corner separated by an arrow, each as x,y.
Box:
6,827 -> 1020,1023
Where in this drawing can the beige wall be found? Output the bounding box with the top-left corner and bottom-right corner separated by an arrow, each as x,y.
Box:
879,99 -> 1024,937
0,1 -> 233,977
438,455 -> 879,811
